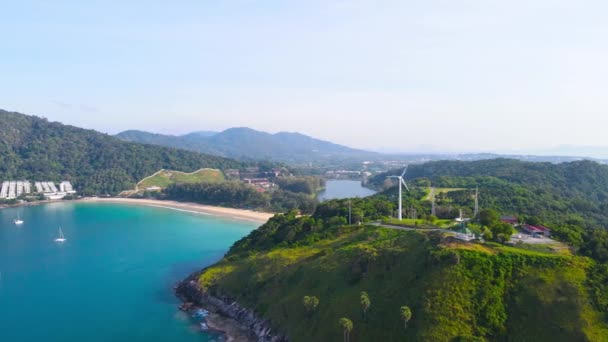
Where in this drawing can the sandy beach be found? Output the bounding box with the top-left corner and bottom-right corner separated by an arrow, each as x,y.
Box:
79,197 -> 274,224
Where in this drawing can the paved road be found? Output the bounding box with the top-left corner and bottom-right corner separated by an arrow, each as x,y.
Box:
427,186 -> 435,201
370,221 -> 452,233
372,222 -> 561,246
510,233 -> 557,245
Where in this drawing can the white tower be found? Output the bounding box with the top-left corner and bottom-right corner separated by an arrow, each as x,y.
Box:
387,166 -> 409,220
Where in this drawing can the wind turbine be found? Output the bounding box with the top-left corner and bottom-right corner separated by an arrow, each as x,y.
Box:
387,166 -> 410,220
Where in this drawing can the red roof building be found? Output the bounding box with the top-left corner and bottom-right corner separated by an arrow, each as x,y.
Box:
500,215 -> 519,224
522,224 -> 551,237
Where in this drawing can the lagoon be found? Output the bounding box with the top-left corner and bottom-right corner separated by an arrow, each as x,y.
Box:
317,180 -> 377,201
0,202 -> 258,341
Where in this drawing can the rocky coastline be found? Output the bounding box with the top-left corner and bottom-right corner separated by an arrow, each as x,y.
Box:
175,271 -> 288,342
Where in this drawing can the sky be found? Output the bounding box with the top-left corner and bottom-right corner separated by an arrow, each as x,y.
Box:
1,1 -> 608,155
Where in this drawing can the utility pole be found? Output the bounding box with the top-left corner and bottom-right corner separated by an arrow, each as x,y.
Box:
430,186 -> 436,216
348,199 -> 352,225
474,187 -> 479,216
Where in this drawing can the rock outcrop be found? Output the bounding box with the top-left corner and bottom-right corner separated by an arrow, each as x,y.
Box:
176,272 -> 288,342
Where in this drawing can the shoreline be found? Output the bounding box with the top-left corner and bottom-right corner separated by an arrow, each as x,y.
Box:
80,197 -> 275,224
0,197 -> 274,224
0,199 -> 58,210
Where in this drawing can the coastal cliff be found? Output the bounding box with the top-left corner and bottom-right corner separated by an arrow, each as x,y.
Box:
176,271 -> 288,342
187,224 -> 608,341
177,206 -> 608,341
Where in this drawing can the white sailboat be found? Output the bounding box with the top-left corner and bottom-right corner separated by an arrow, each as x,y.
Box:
54,227 -> 66,243
13,212 -> 24,225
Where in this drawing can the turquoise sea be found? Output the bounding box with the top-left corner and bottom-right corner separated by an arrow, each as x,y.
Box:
0,202 -> 259,341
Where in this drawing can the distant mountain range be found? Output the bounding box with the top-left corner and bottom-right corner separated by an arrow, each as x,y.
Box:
394,153 -> 607,165
116,128 -> 607,165
527,145 -> 608,160
116,128 -> 378,163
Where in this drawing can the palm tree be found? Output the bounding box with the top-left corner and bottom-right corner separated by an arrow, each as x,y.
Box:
360,291 -> 371,317
303,295 -> 319,316
303,296 -> 311,312
310,296 -> 319,311
339,317 -> 353,342
400,306 -> 412,329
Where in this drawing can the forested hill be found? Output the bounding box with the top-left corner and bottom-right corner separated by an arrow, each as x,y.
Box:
116,127 -> 378,163
369,159 -> 608,241
188,206 -> 608,341
375,158 -> 608,184
0,110 -> 244,194
373,159 -> 608,210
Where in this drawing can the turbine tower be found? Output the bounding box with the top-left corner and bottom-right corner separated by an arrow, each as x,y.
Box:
387,166 -> 409,220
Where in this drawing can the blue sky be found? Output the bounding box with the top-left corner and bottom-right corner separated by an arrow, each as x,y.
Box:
1,1 -> 608,154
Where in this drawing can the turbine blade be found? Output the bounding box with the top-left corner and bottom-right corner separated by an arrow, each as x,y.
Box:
401,178 -> 410,191
401,165 -> 408,177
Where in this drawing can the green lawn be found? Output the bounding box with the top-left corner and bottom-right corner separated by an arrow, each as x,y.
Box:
498,242 -> 572,256
426,187 -> 466,200
137,168 -> 225,189
383,217 -> 456,229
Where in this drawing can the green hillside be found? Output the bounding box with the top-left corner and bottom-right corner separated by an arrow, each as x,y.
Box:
137,168 -> 225,190
371,159 -> 608,230
162,182 -> 318,214
197,212 -> 608,342
0,110 -> 244,194
367,159 -> 608,262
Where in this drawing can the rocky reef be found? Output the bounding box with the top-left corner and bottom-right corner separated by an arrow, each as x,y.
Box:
175,271 -> 288,342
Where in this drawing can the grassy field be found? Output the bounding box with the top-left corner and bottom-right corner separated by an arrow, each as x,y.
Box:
137,168 -> 224,189
426,187 -> 466,200
199,226 -> 608,341
382,217 -> 456,229
499,242 -> 572,255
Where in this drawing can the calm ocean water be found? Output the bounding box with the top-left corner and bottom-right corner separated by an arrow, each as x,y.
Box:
0,202 -> 258,342
317,180 -> 377,201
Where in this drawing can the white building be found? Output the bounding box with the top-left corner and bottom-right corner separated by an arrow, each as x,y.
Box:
60,181 -> 75,193
0,180 -> 76,200
0,181 -> 8,198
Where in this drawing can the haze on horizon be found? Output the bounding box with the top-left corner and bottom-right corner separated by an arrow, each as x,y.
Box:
2,1 -> 608,157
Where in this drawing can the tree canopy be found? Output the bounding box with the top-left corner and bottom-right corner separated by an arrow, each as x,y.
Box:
0,110 -> 246,194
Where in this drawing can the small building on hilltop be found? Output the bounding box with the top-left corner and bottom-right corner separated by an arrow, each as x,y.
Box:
453,226 -> 476,241
501,215 -> 519,225
522,224 -> 551,237
224,169 -> 240,179
243,178 -> 274,190
244,178 -> 269,185
455,209 -> 471,223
